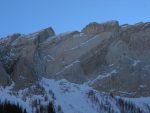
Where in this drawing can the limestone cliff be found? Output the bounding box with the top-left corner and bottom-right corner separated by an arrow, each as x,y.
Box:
0,21 -> 150,97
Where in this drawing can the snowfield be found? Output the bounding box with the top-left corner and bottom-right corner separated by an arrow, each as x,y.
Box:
0,77 -> 150,113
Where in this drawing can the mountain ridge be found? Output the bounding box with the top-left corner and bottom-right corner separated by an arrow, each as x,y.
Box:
1,20 -> 150,96
0,20 -> 150,112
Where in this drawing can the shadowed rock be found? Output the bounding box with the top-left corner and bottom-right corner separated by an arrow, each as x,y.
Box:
0,62 -> 10,85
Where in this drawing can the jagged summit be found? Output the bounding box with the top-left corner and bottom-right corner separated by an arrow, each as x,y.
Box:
81,20 -> 119,34
1,20 -> 150,39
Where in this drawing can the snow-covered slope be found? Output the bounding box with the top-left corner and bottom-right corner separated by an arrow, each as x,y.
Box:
0,78 -> 150,113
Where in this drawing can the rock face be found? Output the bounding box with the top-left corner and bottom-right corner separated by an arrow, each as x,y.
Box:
0,62 -> 10,85
0,21 -> 150,97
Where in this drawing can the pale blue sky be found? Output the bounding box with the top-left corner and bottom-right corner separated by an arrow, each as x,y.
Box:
0,0 -> 150,37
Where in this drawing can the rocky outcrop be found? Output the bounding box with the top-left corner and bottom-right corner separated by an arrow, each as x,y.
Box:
0,21 -> 150,97
0,27 -> 55,89
81,20 -> 119,34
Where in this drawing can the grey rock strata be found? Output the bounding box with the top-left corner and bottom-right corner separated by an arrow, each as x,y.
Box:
0,21 -> 150,97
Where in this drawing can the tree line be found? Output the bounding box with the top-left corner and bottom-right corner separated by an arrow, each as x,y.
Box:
0,101 -> 57,113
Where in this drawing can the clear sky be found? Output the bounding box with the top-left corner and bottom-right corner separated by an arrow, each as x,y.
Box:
0,0 -> 150,37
